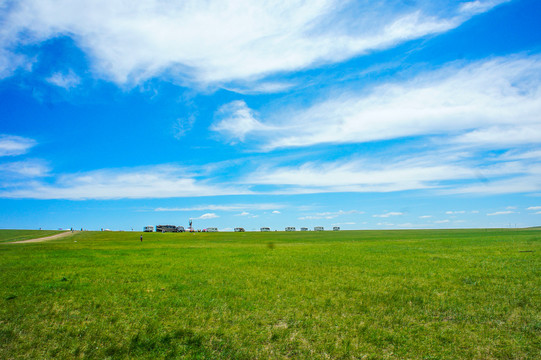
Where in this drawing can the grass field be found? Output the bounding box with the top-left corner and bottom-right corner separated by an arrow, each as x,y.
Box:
0,229 -> 64,243
1,229 -> 539,359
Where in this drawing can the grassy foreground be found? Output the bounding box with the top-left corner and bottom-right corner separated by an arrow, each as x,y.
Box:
0,229 -> 64,243
0,229 -> 539,359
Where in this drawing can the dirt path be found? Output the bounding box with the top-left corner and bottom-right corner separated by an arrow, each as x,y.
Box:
7,231 -> 76,244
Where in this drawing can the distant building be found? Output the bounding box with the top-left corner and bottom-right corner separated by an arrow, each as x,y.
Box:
156,225 -> 177,233
260,227 -> 271,232
176,226 -> 185,232
314,226 -> 324,231
234,227 -> 245,232
143,226 -> 154,232
333,227 -> 340,231
207,227 -> 218,232
300,227 -> 308,231
285,227 -> 296,231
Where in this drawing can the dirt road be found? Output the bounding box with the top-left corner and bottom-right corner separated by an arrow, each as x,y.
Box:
7,231 -> 76,244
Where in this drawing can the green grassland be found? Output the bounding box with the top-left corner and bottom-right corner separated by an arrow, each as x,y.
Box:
0,229 -> 64,243
1,229 -> 539,359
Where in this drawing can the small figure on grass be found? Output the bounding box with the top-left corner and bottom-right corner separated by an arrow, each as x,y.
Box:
140,234 -> 143,242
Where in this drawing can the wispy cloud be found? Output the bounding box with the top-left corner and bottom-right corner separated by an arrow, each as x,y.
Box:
0,160 -> 50,178
195,213 -> 218,220
487,210 -> 516,216
213,56 -> 541,149
243,148 -> 535,194
0,0 -> 507,88
300,209 -> 363,220
173,116 -> 196,139
434,219 -> 450,224
155,203 -> 284,212
46,70 -> 80,89
0,135 -> 37,157
442,169 -> 541,195
527,206 -> 541,211
211,101 -> 270,143
0,49 -> 33,79
0,165 -> 249,200
298,216 -> 322,220
3,148 -> 540,199
373,212 -> 404,218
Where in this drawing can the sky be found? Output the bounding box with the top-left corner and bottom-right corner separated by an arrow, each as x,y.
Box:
1,0 -> 541,231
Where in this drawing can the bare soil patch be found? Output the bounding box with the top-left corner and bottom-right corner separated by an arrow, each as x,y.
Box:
7,231 -> 75,244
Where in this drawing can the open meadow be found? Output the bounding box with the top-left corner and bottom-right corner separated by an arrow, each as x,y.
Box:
1,229 -> 539,359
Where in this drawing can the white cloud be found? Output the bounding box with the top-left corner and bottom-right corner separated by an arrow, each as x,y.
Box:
419,215 -> 432,219
247,161 -> 460,190
527,206 -> 541,211
173,116 -> 196,139
0,165 -> 249,200
373,212 -> 403,218
214,56 -> 541,149
237,211 -> 250,216
2,145 -> 539,200
459,0 -> 510,15
434,219 -> 450,224
211,101 -> 270,142
272,210 -> 281,214
446,211 -> 466,214
298,209 -> 362,220
487,211 -> 516,216
224,81 -> 296,95
501,149 -> 541,161
0,135 -> 37,156
443,170 -> 541,195
298,216 -> 321,220
0,49 -> 33,79
155,203 -> 284,212
0,160 -> 50,178
452,125 -> 541,148
240,146 -> 541,196
46,70 -> 80,89
0,0 -> 506,88
196,213 -> 218,220
244,154 -> 488,193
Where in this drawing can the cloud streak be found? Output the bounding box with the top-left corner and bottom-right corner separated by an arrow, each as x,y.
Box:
0,0 -> 507,88
0,135 -> 37,157
155,203 -> 285,212
46,70 -> 81,89
215,55 -> 541,149
373,212 -> 404,218
0,165 -> 249,200
195,213 -> 218,220
487,210 -> 516,216
2,146 -> 540,199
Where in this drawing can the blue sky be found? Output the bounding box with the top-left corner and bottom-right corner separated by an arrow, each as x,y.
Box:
1,0 -> 541,231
